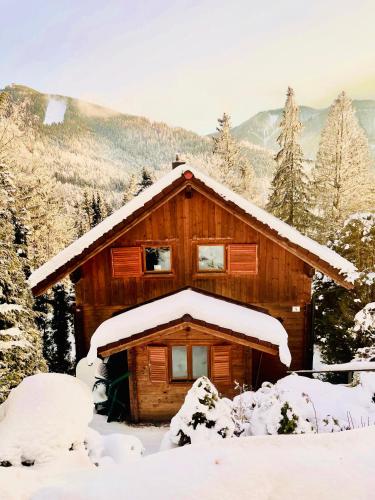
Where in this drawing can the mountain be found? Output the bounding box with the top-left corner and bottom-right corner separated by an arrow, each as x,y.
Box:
231,100 -> 375,161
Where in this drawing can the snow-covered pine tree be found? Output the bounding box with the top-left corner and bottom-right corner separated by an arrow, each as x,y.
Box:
48,283 -> 74,374
0,162 -> 46,402
312,92 -> 373,241
136,168 -> 153,195
314,212 -> 375,380
168,376 -> 237,446
212,112 -> 255,195
122,174 -> 138,204
266,88 -> 313,234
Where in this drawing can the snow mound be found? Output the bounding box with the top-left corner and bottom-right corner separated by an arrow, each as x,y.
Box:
87,289 -> 291,367
0,373 -> 93,465
32,426 -> 375,500
85,428 -> 144,466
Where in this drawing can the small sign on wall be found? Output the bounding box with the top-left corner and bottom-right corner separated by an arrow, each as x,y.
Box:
292,306 -> 301,312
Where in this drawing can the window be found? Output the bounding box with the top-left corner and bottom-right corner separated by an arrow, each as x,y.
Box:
171,345 -> 208,380
198,245 -> 225,272
192,346 -> 208,378
144,246 -> 171,272
171,346 -> 188,379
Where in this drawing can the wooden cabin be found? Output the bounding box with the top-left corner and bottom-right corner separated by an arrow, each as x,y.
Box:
29,163 -> 355,422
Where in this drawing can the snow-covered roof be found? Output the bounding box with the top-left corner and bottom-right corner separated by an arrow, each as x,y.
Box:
28,164 -> 356,291
86,289 -> 291,366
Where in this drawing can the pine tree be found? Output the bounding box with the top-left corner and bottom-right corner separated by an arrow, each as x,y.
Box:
312,92 -> 372,241
212,112 -> 255,195
314,212 -> 375,381
122,174 -> 138,204
0,162 -> 47,402
136,168 -> 153,195
48,283 -> 74,374
266,88 -> 313,234
91,192 -> 103,227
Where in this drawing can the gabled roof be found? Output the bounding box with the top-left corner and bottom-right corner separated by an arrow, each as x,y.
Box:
86,288 -> 291,366
28,164 -> 356,294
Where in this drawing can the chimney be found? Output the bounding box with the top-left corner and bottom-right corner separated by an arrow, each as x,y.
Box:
172,154 -> 186,170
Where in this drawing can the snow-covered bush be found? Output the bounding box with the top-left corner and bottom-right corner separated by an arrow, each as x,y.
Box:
232,374 -> 375,436
166,377 -> 237,447
233,380 -> 314,435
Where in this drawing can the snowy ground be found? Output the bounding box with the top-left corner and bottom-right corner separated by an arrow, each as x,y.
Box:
34,426 -> 375,500
90,414 -> 168,456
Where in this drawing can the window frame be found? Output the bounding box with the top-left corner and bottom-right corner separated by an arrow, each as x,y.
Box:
141,244 -> 174,275
195,243 -> 227,274
169,344 -> 210,382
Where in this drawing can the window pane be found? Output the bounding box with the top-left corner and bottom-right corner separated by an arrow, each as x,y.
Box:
192,346 -> 208,378
198,245 -> 225,271
172,346 -> 188,378
145,247 -> 171,272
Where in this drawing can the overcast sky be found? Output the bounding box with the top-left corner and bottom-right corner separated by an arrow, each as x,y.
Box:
1,0 -> 374,134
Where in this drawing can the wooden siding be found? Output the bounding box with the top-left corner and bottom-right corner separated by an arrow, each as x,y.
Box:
75,187 -> 312,382
129,326 -> 252,422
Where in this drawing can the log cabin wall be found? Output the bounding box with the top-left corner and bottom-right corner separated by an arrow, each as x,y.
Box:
75,187 -> 312,381
128,327 -> 252,422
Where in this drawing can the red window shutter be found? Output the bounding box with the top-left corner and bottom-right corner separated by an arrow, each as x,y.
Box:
148,346 -> 168,383
211,345 -> 231,384
228,244 -> 257,274
111,247 -> 142,278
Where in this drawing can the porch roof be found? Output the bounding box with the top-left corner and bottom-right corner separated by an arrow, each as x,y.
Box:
87,288 -> 291,366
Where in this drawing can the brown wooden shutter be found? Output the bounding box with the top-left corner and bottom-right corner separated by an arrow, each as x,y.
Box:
111,247 -> 142,278
228,244 -> 257,274
148,346 -> 168,383
211,345 -> 231,384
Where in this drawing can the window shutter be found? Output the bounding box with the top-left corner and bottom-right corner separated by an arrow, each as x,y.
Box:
148,346 -> 168,383
111,247 -> 142,278
211,345 -> 231,384
228,244 -> 257,274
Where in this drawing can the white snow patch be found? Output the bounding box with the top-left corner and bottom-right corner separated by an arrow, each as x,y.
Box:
0,327 -> 22,337
43,97 -> 66,125
0,304 -> 22,314
86,289 -> 291,366
28,164 -> 356,290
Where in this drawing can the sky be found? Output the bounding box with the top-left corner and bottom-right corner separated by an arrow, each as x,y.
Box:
1,0 -> 375,134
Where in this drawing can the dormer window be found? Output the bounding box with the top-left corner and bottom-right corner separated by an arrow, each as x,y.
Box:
144,246 -> 172,273
197,245 -> 225,272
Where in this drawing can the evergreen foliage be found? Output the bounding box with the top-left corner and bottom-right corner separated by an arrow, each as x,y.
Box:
48,283 -> 74,374
0,162 -> 47,403
312,92 -> 373,241
122,174 -> 138,204
266,88 -> 313,234
314,213 -> 375,381
136,168 -> 153,195
212,113 -> 255,195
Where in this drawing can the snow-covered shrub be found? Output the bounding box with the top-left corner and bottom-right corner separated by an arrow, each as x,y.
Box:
167,377 -> 237,447
0,373 -> 93,465
233,380 -> 314,436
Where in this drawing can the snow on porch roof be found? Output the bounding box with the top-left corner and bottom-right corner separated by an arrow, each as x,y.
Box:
86,289 -> 292,366
28,164 -> 356,292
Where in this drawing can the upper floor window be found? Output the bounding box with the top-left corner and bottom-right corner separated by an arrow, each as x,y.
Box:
144,246 -> 171,273
198,245 -> 225,272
